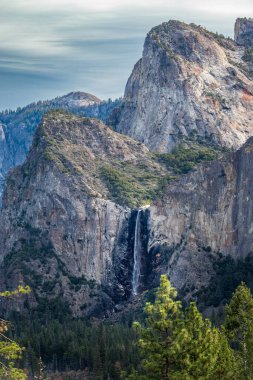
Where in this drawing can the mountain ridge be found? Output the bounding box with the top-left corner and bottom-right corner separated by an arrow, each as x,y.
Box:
0,92 -> 121,198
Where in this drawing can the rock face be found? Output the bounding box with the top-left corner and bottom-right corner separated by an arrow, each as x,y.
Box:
2,111 -> 253,315
235,18 -> 253,47
116,20 -> 253,153
145,136 -> 253,303
0,111 -> 164,317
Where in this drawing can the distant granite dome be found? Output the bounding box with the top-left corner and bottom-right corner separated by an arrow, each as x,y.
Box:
235,18 -> 253,47
55,91 -> 101,107
2,18 -> 253,318
116,20 -> 253,153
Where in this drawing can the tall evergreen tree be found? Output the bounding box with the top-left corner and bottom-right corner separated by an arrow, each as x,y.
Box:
124,275 -> 236,380
211,328 -> 239,380
224,282 -> 253,379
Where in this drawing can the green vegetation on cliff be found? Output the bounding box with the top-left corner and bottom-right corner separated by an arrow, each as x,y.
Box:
100,163 -> 162,208
195,255 -> 253,311
155,142 -> 221,174
99,141 -> 222,207
31,112 -> 223,208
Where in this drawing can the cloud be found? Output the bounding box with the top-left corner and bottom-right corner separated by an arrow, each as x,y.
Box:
0,0 -> 253,109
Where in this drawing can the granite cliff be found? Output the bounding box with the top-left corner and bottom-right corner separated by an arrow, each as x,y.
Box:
1,110 -> 253,316
0,111 -> 167,317
116,19 -> 253,152
146,136 -> 253,307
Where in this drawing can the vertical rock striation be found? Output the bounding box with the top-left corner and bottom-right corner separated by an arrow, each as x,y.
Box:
146,136 -> 253,301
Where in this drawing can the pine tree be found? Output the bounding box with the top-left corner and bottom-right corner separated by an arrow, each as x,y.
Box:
211,328 -> 239,380
124,275 -> 236,380
224,282 -> 253,379
178,302 -> 219,379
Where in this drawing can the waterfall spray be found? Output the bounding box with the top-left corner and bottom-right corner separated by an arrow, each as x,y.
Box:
132,205 -> 150,296
132,210 -> 141,296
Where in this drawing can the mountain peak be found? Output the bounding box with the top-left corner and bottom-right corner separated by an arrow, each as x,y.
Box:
11,111 -> 164,207
116,19 -> 253,153
55,91 -> 101,107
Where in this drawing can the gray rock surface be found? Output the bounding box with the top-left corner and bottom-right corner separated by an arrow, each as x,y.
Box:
0,111 -> 163,317
235,18 -> 253,47
2,110 -> 253,315
147,136 -> 253,298
0,92 -> 100,197
3,19 -> 253,317
116,20 -> 253,153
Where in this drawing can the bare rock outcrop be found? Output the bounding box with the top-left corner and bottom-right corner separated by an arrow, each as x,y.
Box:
0,92 -> 121,199
116,20 -> 253,152
235,18 -> 253,47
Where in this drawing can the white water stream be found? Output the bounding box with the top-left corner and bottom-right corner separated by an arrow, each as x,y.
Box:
132,205 -> 150,296
132,209 -> 141,296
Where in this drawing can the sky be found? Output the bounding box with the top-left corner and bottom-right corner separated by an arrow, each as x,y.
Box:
0,0 -> 253,110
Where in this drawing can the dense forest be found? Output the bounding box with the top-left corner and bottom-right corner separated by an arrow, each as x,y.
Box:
2,274 -> 253,379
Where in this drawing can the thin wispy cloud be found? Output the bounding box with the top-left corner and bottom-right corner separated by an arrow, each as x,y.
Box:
0,0 -> 253,109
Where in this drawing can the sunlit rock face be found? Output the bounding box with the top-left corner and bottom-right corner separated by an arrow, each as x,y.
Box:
3,19 -> 253,318
116,20 -> 253,153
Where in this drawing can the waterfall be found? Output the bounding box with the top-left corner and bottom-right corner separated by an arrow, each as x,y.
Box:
132,209 -> 142,296
132,205 -> 150,296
